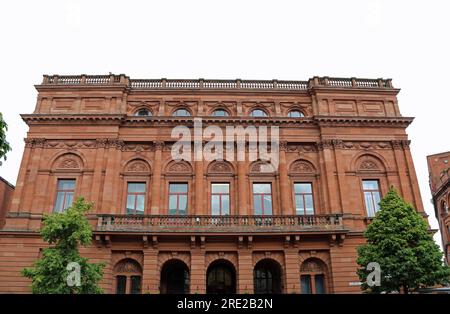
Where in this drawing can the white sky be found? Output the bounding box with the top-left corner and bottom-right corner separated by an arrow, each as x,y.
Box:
0,0 -> 448,248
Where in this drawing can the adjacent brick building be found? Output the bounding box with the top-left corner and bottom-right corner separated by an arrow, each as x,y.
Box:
427,151 -> 450,264
0,74 -> 426,294
0,177 -> 14,228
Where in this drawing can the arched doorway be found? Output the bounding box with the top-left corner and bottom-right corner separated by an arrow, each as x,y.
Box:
160,259 -> 190,294
206,260 -> 236,294
113,258 -> 142,294
253,259 -> 282,294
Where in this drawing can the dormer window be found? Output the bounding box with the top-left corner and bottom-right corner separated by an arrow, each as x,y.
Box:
135,108 -> 151,116
172,108 -> 191,117
250,109 -> 268,117
288,110 -> 305,118
212,109 -> 229,117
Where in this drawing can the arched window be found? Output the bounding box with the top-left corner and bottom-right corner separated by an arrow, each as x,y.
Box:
207,260 -> 236,294
250,109 -> 268,117
300,258 -> 327,294
172,108 -> 191,117
135,108 -> 151,116
288,110 -> 305,118
212,109 -> 229,117
114,259 -> 142,294
160,259 -> 190,294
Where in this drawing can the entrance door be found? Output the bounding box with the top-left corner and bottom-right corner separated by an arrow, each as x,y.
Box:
160,260 -> 190,294
206,260 -> 236,294
253,259 -> 282,294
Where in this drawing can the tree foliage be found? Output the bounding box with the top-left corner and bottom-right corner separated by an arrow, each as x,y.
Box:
357,187 -> 450,293
22,197 -> 105,294
0,112 -> 12,165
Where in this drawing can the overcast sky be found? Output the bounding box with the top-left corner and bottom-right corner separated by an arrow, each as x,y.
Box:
0,0 -> 448,247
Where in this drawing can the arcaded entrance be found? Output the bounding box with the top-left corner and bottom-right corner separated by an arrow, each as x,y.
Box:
206,260 -> 236,294
160,259 -> 190,294
253,259 -> 282,294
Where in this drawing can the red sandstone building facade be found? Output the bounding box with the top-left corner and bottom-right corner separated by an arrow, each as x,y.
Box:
427,151 -> 450,264
0,74 -> 426,294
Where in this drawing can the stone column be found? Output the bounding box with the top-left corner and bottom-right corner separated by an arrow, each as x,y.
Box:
238,249 -> 253,293
278,141 -> 292,215
91,139 -> 107,212
190,247 -> 206,293
194,160 -> 204,215
10,139 -> 33,212
237,160 -> 249,215
142,248 -> 159,293
151,141 -> 163,215
284,247 -> 300,293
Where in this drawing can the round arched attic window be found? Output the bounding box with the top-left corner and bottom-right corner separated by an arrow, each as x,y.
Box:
288,110 -> 305,118
250,109 -> 268,117
212,109 -> 229,117
135,108 -> 152,116
172,108 -> 191,117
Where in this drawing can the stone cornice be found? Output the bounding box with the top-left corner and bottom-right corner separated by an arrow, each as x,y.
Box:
21,114 -> 126,125
20,114 -> 414,128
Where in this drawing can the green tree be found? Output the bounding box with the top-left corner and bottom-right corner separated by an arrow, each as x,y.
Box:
357,187 -> 450,293
22,197 -> 105,294
0,112 -> 12,165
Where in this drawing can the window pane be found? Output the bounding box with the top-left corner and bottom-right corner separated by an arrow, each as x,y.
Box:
212,109 -> 228,117
251,109 -> 267,117
295,195 -> 304,215
254,196 -> 263,215
168,195 -> 177,211
305,195 -> 314,215
54,192 -> 65,213
126,195 -> 135,211
373,192 -> 381,212
179,195 -> 187,213
136,195 -> 145,213
222,195 -> 230,214
116,276 -> 127,294
128,182 -> 145,193
315,274 -> 325,294
211,195 -> 220,215
212,183 -> 229,193
169,183 -> 188,193
58,179 -> 75,190
263,195 -> 273,214
295,183 -> 312,193
301,275 -> 312,294
173,109 -> 190,116
253,183 -> 271,193
131,276 -> 142,294
288,110 -> 304,118
364,192 -> 375,217
64,192 -> 74,210
363,180 -> 379,190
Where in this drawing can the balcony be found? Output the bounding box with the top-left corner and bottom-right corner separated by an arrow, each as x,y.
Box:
96,214 -> 345,234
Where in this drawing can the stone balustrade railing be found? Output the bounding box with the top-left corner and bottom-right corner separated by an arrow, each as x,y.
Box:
96,214 -> 345,233
40,74 -> 393,90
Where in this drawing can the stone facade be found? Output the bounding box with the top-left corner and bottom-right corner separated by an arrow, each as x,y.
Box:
0,74 -> 426,293
427,151 -> 450,264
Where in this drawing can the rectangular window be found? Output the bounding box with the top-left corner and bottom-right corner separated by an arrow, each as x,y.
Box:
126,182 -> 146,214
169,183 -> 188,215
211,183 -> 230,215
294,183 -> 315,215
116,276 -> 126,294
54,179 -> 75,213
253,183 -> 273,215
315,274 -> 325,294
362,180 -> 381,217
130,276 -> 142,294
301,275 -> 312,294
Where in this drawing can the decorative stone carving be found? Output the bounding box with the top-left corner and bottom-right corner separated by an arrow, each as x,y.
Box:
126,160 -> 150,172
250,161 -> 275,173
290,160 -> 315,173
300,258 -> 326,272
57,157 -> 80,169
359,160 -> 379,171
167,161 -> 192,173
114,259 -> 142,273
208,161 -> 232,174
